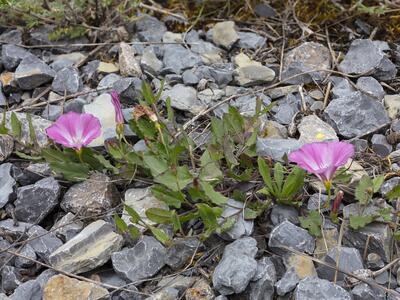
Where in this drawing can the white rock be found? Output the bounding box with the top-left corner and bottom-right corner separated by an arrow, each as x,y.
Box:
212,21 -> 239,50
119,42 -> 142,77
384,94 -> 400,119
298,115 -> 338,143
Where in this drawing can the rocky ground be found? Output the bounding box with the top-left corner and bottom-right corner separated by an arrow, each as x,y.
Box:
0,1 -> 400,300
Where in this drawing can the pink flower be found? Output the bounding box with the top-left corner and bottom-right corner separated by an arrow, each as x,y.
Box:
46,112 -> 101,150
111,91 -> 124,125
288,141 -> 354,188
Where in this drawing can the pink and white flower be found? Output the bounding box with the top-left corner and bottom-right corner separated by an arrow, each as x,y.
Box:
46,112 -> 101,150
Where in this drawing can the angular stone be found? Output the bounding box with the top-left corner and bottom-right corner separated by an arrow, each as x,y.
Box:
211,21 -> 239,50
268,221 -> 315,254
270,204 -> 299,226
97,73 -> 121,89
233,53 -> 274,86
123,187 -> 169,230
41,104 -> 63,121
317,246 -> 363,281
366,253 -> 384,270
356,76 -> 385,100
163,44 -> 202,74
112,77 -> 142,102
384,94 -> 400,119
324,91 -> 390,138
49,220 -> 123,274
10,269 -> 56,300
136,14 -> 167,43
343,223 -> 392,262
275,268 -> 299,296
330,76 -> 355,98
111,236 -> 166,282
249,257 -> 276,300
146,287 -> 179,300
162,84 -> 205,114
265,85 -> 300,99
295,277 -> 352,300
219,199 -> 254,240
165,238 -> 204,270
190,39 -> 222,65
298,115 -> 338,143
186,279 -> 214,300
97,62 -> 119,73
0,112 -> 52,148
61,173 -> 119,218
282,42 -> 331,84
15,56 -> 55,90
339,39 -> 396,80
2,266 -> 22,293
352,283 -> 385,300
51,67 -> 82,94
237,32 -> 266,49
43,275 -> 109,300
119,42 -> 142,77
27,226 -> 63,262
212,237 -> 258,295
307,194 -> 330,212
2,45 -> 33,70
256,138 -> 303,161
0,163 -> 16,208
14,244 -> 36,268
343,202 -> 392,223
0,29 -> 22,44
262,120 -> 288,139
14,177 -> 60,223
141,47 -> 163,75
381,177 -> 400,197
371,134 -> 392,157
51,212 -> 84,242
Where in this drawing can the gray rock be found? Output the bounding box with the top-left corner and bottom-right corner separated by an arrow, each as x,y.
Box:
338,39 -> 397,80
112,77 -> 142,102
265,85 -> 300,99
2,45 -> 33,70
295,277 -> 352,300
343,223 -> 392,262
162,84 -> 205,114
212,237 -> 258,295
136,14 -> 167,42
298,115 -> 338,143
275,269 -> 300,296
307,194 -> 331,213
254,3 -> 276,17
282,42 -> 331,84
219,199 -> 254,240
14,244 -> 36,268
371,134 -> 392,157
274,102 -> 298,125
198,88 -> 225,105
2,266 -> 22,293
51,212 -> 84,241
98,73 -> 121,89
163,44 -> 202,74
324,91 -> 390,138
0,29 -> 22,45
214,296 -> 228,300
14,177 -> 60,223
211,21 -> 239,50
350,138 -> 369,153
190,39 -> 222,65
0,163 -> 16,208
182,69 -> 199,85
165,238 -> 204,270
330,76 -> 355,98
317,247 -> 363,281
256,138 -> 303,161
366,253 -> 384,270
234,64 -> 275,86
356,76 -> 385,100
27,225 -> 63,262
270,205 -> 299,226
249,257 -> 276,300
0,238 -> 15,266
10,269 -> 56,300
186,279 -> 214,300
352,283 -> 385,300
231,93 -> 271,117
343,202 -> 391,222
112,236 -> 166,282
15,56 -> 55,90
119,42 -> 142,77
268,220 -> 315,254
61,173 -> 119,218
237,32 -> 266,49
0,219 -> 31,238
381,177 -> 400,197
141,47 -> 163,76
209,65 -> 233,87
0,84 -> 7,107
51,67 -> 82,94
49,220 -> 123,274
146,287 -> 179,300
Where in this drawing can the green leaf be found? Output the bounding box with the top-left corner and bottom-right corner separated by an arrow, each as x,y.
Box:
394,230 -> 400,241
124,205 -> 141,223
26,113 -> 37,146
148,225 -> 171,244
166,97 -> 174,122
145,208 -> 172,224
114,214 -> 128,232
143,153 -> 169,176
372,175 -> 385,193
151,185 -> 184,208
196,203 -> 219,230
387,185 -> 400,200
299,211 -> 322,237
211,117 -> 224,142
128,226 -> 141,240
355,176 -> 373,205
349,215 -> 375,230
273,162 -> 284,192
244,208 -> 258,219
171,210 -> 182,233
156,166 -> 192,192
258,157 -> 274,192
200,181 -> 228,205
14,151 -> 42,161
216,216 -> 236,234
10,112 -> 21,139
93,154 -> 118,174
199,150 -> 223,182
49,161 -> 90,181
280,167 -> 305,198
0,111 -> 8,134
379,208 -> 392,222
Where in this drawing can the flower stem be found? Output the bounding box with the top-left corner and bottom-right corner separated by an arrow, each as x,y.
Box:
76,149 -> 84,163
